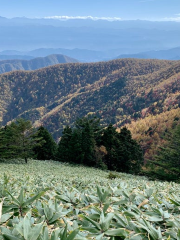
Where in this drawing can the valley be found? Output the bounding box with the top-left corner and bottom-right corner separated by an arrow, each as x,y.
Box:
1,58 -> 180,163
0,58 -> 180,136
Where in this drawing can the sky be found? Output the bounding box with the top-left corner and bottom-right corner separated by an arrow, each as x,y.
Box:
0,0 -> 180,21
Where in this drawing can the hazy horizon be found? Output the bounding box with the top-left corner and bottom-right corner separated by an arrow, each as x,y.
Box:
0,0 -> 180,22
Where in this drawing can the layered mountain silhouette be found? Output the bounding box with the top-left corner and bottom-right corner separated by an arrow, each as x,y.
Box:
1,17 -> 180,58
116,47 -> 180,60
0,54 -> 79,74
0,55 -> 34,61
0,48 -> 116,63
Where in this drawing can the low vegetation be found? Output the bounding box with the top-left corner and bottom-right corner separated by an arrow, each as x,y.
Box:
0,160 -> 180,239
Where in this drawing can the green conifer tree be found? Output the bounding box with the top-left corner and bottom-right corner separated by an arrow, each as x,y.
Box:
102,125 -> 143,174
33,126 -> 57,160
116,127 -> 143,174
81,121 -> 96,166
75,116 -> 102,167
101,124 -> 118,170
151,124 -> 180,180
0,118 -> 41,163
57,126 -> 73,162
0,124 -> 18,159
69,128 -> 83,164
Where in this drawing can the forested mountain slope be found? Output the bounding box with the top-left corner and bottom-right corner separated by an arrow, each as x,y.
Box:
0,54 -> 78,74
0,58 -> 180,139
120,108 -> 180,161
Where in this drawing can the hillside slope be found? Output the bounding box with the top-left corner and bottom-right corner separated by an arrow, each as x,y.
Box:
0,54 -> 79,74
0,58 -> 180,140
1,160 -> 180,238
120,108 -> 180,161
116,46 -> 180,60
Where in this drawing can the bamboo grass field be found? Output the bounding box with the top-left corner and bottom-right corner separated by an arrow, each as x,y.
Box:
0,160 -> 180,239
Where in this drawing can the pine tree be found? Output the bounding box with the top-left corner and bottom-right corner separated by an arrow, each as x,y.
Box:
0,124 -> 18,159
101,124 -> 118,170
33,126 -> 57,160
69,128 -> 83,164
151,124 -> 180,180
57,126 -> 73,162
81,121 -> 96,166
75,116 -> 100,133
116,127 -> 143,174
102,125 -> 143,174
75,116 -> 101,167
0,119 -> 42,163
57,117 -> 102,166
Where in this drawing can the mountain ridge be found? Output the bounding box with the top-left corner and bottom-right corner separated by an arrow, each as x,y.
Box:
0,23 -> 179,59
1,16 -> 180,30
0,48 -> 117,63
0,55 -> 34,61
116,47 -> 180,60
1,58 -> 180,141
0,54 -> 79,74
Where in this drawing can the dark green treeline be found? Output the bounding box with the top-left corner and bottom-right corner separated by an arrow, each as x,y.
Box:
0,117 -> 143,174
56,117 -> 143,174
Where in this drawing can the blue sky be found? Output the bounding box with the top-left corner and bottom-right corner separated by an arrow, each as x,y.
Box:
0,0 -> 180,21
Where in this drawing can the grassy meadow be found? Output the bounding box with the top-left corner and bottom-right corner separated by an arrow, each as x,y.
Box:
0,160 -> 180,239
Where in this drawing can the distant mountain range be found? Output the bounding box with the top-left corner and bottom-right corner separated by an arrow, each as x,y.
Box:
0,55 -> 34,60
116,47 -> 180,60
0,54 -> 78,74
1,16 -> 180,61
0,48 -> 107,63
2,46 -> 180,63
1,16 -> 180,31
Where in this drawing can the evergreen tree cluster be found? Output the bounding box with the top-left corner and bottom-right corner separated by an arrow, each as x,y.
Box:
0,117 -> 143,175
0,119 -> 57,163
147,124 -> 180,181
56,117 -> 143,174
1,116 -> 180,180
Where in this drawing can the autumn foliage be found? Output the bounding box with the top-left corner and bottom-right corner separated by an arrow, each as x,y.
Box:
1,58 -> 180,162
